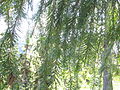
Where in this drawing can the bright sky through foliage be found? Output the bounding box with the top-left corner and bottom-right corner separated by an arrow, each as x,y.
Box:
0,0 -> 40,53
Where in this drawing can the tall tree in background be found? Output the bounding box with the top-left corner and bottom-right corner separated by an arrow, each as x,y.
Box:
0,0 -> 120,90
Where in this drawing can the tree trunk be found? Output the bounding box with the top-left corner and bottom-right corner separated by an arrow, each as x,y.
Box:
103,40 -> 113,90
103,69 -> 113,90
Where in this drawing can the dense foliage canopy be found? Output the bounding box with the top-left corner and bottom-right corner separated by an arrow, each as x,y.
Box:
0,0 -> 120,90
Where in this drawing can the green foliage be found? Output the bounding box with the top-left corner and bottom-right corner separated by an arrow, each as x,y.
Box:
0,0 -> 120,90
